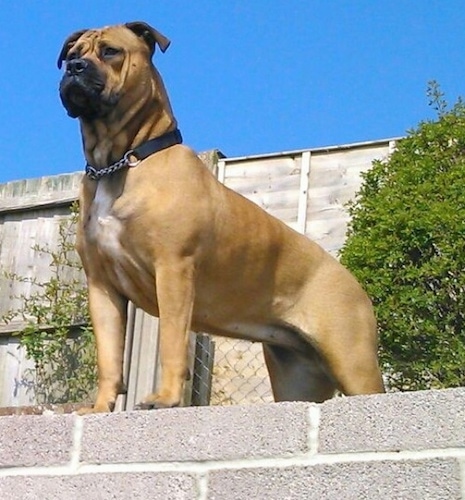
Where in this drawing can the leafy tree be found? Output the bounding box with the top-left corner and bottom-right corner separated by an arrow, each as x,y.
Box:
340,82 -> 465,391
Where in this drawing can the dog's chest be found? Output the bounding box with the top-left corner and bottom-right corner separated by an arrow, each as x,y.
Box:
86,181 -> 135,290
88,181 -> 122,251
85,181 -> 156,310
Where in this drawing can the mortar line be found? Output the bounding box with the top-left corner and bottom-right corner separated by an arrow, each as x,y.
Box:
459,457 -> 465,500
69,415 -> 84,471
307,404 -> 320,455
1,447 -> 465,478
196,471 -> 209,500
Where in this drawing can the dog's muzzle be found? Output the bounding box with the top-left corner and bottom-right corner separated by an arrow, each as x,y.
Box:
59,58 -> 112,119
66,58 -> 91,77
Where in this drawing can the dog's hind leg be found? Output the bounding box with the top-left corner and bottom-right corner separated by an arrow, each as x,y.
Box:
308,311 -> 386,397
263,344 -> 336,403
283,273 -> 385,398
317,335 -> 385,397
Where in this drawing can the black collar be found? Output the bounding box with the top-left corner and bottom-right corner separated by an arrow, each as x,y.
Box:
85,128 -> 183,180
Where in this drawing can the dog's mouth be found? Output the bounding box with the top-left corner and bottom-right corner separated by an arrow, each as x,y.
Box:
59,72 -> 115,120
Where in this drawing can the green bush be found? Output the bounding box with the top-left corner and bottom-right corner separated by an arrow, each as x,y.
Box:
2,202 -> 96,404
340,83 -> 465,391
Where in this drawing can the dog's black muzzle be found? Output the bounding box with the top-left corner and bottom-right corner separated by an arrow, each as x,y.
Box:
59,58 -> 112,119
65,58 -> 90,77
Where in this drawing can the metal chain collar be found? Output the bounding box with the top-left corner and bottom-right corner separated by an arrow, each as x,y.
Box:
85,150 -> 141,181
83,128 -> 183,181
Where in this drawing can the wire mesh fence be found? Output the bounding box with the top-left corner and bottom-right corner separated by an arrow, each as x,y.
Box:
211,338 -> 273,405
190,335 -> 273,406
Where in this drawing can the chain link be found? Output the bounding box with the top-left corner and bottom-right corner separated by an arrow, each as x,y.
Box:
85,150 -> 140,181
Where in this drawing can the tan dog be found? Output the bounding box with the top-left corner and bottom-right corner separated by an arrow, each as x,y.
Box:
58,21 -> 385,413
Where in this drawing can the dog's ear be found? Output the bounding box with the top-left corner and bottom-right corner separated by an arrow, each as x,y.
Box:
57,29 -> 88,69
125,21 -> 171,56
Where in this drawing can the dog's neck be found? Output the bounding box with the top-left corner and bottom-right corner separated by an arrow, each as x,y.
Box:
80,67 -> 178,169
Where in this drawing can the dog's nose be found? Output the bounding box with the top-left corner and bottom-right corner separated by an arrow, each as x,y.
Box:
66,58 -> 88,76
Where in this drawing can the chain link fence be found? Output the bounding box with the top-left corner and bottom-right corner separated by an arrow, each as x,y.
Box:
210,338 -> 273,405
190,335 -> 272,406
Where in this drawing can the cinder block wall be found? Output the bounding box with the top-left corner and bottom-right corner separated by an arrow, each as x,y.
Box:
0,388 -> 464,499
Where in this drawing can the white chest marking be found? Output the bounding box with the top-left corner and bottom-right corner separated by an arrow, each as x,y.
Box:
90,181 -> 120,241
89,182 -> 132,291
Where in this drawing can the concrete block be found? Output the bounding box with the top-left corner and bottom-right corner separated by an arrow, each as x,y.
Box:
319,388 -> 465,454
80,402 -> 313,464
207,458 -> 462,500
0,414 -> 74,467
0,472 -> 197,500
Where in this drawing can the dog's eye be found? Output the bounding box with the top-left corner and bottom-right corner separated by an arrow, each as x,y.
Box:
101,46 -> 121,59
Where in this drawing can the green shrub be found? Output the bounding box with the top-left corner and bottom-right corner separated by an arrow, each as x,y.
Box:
2,202 -> 96,404
340,83 -> 465,391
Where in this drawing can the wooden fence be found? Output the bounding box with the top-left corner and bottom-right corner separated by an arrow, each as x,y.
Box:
0,139 -> 397,408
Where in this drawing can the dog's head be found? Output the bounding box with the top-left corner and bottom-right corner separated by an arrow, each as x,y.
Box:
57,22 -> 170,119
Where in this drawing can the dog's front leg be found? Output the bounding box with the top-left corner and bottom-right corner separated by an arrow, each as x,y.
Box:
79,279 -> 128,414
139,257 -> 195,409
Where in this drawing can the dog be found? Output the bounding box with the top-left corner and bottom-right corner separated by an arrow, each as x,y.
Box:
58,21 -> 385,413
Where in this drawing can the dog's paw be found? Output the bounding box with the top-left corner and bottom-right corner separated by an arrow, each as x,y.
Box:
75,402 -> 115,415
133,402 -> 159,411
134,392 -> 180,410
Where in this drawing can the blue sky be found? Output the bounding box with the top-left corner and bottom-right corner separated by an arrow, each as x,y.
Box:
1,1 -> 464,183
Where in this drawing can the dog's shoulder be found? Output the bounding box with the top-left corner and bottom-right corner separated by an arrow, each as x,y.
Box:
158,144 -> 217,177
